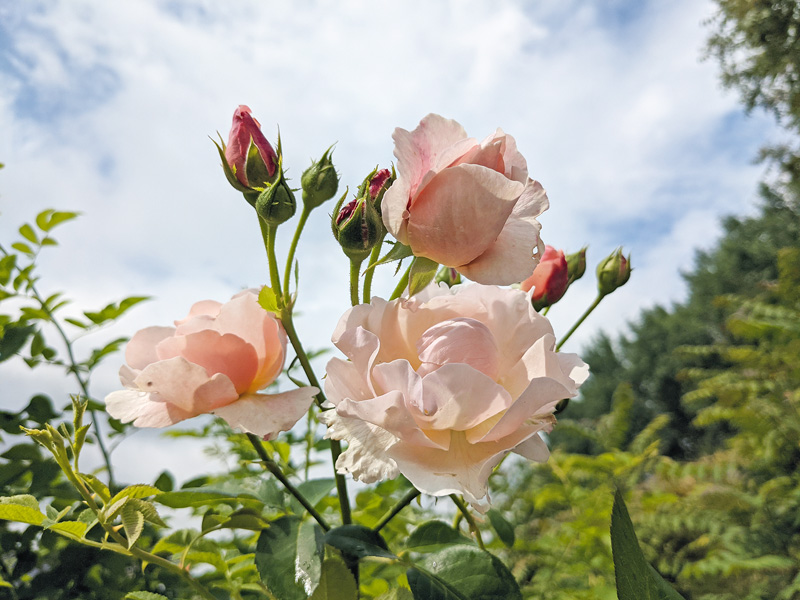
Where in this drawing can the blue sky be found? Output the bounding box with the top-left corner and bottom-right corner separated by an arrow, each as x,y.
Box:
0,0 -> 779,483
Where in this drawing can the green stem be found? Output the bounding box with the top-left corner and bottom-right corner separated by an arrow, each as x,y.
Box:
259,217 -> 283,306
362,235 -> 384,303
541,305 -> 551,316
374,487 -> 421,532
450,494 -> 485,550
283,205 -> 311,300
389,264 -> 411,301
556,294 -> 604,351
349,259 -> 363,307
246,433 -> 331,531
29,283 -> 116,489
279,310 -> 352,525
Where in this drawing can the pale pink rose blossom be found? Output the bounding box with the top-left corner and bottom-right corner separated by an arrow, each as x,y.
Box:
381,114 -> 549,285
105,290 -> 316,439
319,284 -> 588,508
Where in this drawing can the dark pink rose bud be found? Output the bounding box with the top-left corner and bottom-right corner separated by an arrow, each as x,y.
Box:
520,245 -> 569,311
224,105 -> 278,188
369,168 -> 392,200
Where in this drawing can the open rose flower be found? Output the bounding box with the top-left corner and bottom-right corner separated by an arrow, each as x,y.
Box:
381,114 -> 549,285
319,284 -> 588,508
105,290 -> 316,439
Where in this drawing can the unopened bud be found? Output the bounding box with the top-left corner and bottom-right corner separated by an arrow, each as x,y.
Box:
565,247 -> 587,282
434,266 -> 461,287
256,169 -> 296,226
301,146 -> 339,210
367,168 -> 394,213
596,248 -> 632,296
216,105 -> 279,197
521,245 -> 569,311
333,194 -> 383,262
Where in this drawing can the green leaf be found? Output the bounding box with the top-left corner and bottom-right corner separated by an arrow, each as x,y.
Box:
407,545 -> 522,600
121,503 -> 145,548
0,495 -> 45,525
0,254 -> 16,286
19,223 -> 39,245
406,520 -> 473,553
611,489 -> 685,600
11,241 -> 34,255
0,324 -> 35,362
156,478 -> 281,508
255,516 -> 307,600
310,556 -> 358,600
46,520 -> 88,541
296,519 -> 325,596
289,478 -> 336,514
108,484 -> 161,506
365,241 -> 414,273
84,336 -> 128,369
376,590 -> 414,600
258,286 -> 281,314
408,256 -> 440,297
487,509 -> 515,548
323,525 -> 395,560
125,592 -> 170,600
35,210 -> 79,232
83,296 -> 149,326
79,472 -> 111,503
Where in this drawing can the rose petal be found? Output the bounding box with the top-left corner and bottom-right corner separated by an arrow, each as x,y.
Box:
457,179 -> 549,285
513,433 -> 550,462
212,387 -> 317,439
155,330 -> 258,395
319,410 -> 399,483
125,326 -> 176,370
105,389 -> 190,428
406,164 -> 523,267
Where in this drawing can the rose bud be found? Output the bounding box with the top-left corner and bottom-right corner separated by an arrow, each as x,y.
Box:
367,167 -> 394,214
256,167 -> 296,226
301,146 -> 339,210
565,246 -> 587,283
520,245 -> 569,311
217,106 -> 279,198
434,266 -> 462,288
596,248 -> 632,296
332,192 -> 383,262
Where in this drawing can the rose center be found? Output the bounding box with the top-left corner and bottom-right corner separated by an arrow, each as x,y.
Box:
415,317 -> 500,380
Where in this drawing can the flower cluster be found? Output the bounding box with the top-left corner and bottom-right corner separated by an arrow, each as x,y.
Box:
105,109 -> 613,510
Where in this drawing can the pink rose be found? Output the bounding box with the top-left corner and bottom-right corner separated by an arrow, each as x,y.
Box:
105,290 -> 316,438
381,114 -> 549,285
319,284 -> 588,508
520,245 -> 569,311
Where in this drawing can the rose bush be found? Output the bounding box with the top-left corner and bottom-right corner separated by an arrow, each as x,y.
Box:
521,244 -> 569,311
105,290 -> 317,438
320,283 -> 588,507
381,113 -> 549,285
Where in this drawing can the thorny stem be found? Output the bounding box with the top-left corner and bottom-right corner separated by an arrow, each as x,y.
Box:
389,263 -> 411,301
283,205 -> 311,300
349,259 -> 362,307
246,433 -> 331,531
256,215 -> 352,527
362,235 -> 385,303
374,487 -> 421,532
556,294 -> 603,351
450,494 -> 485,550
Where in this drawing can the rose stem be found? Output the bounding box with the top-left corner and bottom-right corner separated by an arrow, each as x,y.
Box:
556,294 -> 603,351
450,494 -> 485,550
257,215 -> 353,527
245,433 -> 330,531
361,234 -> 384,304
282,205 -> 311,301
349,259 -> 362,307
373,487 -> 421,532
